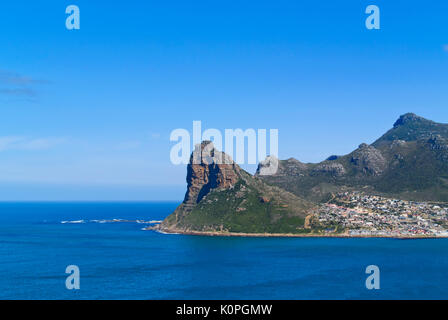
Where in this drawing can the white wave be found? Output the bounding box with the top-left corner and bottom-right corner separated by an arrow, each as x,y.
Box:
61,220 -> 85,224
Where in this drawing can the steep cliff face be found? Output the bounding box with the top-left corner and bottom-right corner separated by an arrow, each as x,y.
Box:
161,141 -> 315,234
182,141 -> 240,211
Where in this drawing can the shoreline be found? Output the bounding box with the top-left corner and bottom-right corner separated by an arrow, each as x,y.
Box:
147,226 -> 448,239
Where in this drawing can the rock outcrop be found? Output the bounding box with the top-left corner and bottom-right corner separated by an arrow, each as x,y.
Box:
393,112 -> 427,128
183,141 -> 240,210
349,143 -> 386,176
255,155 -> 279,176
311,162 -> 346,177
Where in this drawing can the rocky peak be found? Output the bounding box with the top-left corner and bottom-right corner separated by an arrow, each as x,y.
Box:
374,112 -> 448,146
256,155 -> 279,176
256,156 -> 308,176
326,155 -> 339,161
358,143 -> 369,149
183,141 -> 241,210
393,113 -> 429,128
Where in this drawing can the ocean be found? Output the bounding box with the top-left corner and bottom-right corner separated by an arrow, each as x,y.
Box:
0,202 -> 447,300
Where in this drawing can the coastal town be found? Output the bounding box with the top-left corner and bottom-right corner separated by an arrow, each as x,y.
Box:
312,192 -> 448,237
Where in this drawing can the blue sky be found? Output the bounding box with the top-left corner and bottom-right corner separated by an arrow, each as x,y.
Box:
0,1 -> 447,200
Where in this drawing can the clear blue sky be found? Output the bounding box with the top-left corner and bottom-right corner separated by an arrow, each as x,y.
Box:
0,1 -> 447,200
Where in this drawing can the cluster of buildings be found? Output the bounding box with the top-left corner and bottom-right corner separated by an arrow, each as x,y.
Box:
314,192 -> 448,237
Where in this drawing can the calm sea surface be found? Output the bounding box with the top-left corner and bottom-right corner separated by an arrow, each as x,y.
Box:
0,202 -> 447,299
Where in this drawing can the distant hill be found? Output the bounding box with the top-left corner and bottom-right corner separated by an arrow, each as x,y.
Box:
160,141 -> 315,234
257,113 -> 448,202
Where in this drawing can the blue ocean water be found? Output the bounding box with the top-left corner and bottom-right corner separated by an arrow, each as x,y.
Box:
0,202 -> 448,300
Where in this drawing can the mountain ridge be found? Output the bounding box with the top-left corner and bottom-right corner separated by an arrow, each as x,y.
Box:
258,113 -> 448,202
